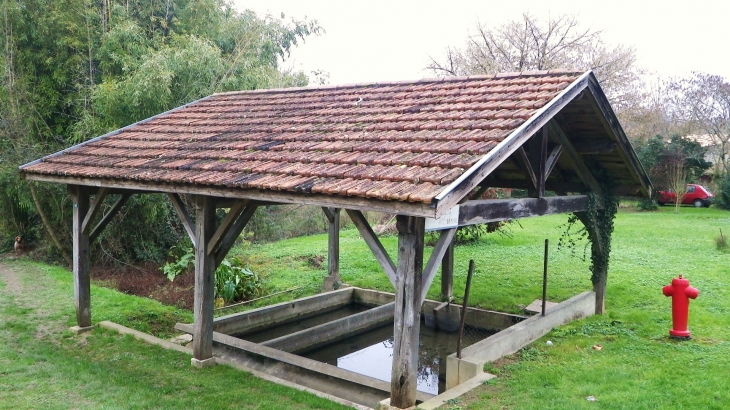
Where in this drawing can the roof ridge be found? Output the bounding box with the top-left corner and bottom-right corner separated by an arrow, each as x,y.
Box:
213,69 -> 587,97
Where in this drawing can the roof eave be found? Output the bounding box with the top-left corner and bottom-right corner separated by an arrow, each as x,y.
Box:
21,173 -> 440,218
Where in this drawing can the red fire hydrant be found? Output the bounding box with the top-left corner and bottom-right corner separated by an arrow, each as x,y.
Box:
662,275 -> 699,339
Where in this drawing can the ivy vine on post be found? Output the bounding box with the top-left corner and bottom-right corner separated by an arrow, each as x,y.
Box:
559,177 -> 619,315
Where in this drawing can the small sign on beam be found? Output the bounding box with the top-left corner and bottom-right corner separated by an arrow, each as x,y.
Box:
425,205 -> 460,232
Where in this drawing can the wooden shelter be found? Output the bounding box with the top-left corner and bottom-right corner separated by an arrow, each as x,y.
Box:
20,70 -> 651,408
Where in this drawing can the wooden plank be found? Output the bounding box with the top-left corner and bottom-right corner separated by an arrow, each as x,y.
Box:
207,200 -> 248,256
168,193 -> 196,244
459,196 -> 591,227
214,204 -> 258,268
23,174 -> 438,218
70,185 -> 92,328
262,302 -> 395,353
326,208 -> 340,277
89,193 -> 131,242
549,121 -> 602,195
441,242 -> 454,302
192,195 -> 216,361
390,215 -> 425,409
81,187 -> 108,234
346,209 -> 397,288
420,228 -> 456,304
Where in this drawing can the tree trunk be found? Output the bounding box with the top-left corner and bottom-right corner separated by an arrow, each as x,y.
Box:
29,182 -> 72,266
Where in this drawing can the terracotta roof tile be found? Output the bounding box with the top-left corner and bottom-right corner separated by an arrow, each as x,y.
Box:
21,71 -> 582,204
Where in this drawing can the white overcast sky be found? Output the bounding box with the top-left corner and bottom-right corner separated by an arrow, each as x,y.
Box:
234,0 -> 729,85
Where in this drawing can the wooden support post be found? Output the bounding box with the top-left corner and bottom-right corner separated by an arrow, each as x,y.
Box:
322,207 -> 342,291
390,215 -> 425,409
192,195 -> 216,367
441,241 -> 455,302
70,185 -> 92,330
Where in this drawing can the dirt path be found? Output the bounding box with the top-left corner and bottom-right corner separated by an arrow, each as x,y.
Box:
0,259 -> 25,295
0,259 -> 70,341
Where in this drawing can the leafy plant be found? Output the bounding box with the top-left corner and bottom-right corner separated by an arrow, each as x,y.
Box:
215,258 -> 263,303
161,245 -> 194,281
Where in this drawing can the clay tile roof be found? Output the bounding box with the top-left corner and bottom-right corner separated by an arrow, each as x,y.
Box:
21,70 -> 586,207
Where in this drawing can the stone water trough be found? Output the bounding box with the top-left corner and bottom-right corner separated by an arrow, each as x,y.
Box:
176,287 -> 595,409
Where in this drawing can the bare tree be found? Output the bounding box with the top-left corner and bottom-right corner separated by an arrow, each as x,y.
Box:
665,150 -> 688,213
668,73 -> 730,175
427,13 -> 641,113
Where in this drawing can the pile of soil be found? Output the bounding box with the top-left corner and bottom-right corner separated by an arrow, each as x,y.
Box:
91,263 -> 194,309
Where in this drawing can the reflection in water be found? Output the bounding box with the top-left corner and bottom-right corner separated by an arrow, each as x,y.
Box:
302,321 -> 491,395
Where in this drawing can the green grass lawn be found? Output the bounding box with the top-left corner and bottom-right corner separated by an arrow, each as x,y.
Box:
235,205 -> 730,409
0,261 -> 348,410
2,205 -> 728,409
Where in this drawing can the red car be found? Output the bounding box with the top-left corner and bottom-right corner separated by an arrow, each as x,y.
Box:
658,184 -> 715,207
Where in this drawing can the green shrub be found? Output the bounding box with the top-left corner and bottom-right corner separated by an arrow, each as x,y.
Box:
717,173 -> 730,210
637,197 -> 658,211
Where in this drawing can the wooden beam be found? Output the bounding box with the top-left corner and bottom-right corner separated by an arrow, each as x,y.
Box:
528,127 -> 548,198
321,207 -> 335,223
390,215 -> 425,409
193,195 -> 216,363
480,176 -> 587,194
168,193 -> 196,244
81,187 -> 109,234
346,209 -> 397,288
573,141 -> 617,155
207,200 -> 248,256
458,196 -> 592,227
214,204 -> 258,268
70,185 -> 92,328
545,145 -> 564,179
325,208 -> 340,278
89,193 -> 131,242
549,121 -> 602,195
441,242 -> 454,302
515,147 -> 538,190
420,228 -> 456,305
